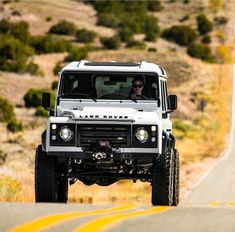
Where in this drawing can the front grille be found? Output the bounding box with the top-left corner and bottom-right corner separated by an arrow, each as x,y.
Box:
78,124 -> 131,148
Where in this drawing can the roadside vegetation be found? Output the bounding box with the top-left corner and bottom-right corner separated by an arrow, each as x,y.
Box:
174,64 -> 232,162
0,19 -> 88,75
0,97 -> 23,133
0,175 -> 21,202
23,88 -> 56,117
85,0 -> 161,43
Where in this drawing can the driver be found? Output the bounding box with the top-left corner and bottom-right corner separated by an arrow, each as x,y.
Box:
129,77 -> 145,99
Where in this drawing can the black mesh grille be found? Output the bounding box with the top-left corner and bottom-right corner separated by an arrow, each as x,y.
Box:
78,125 -> 131,147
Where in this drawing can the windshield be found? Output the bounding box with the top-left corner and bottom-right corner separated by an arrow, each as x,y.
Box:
60,72 -> 159,101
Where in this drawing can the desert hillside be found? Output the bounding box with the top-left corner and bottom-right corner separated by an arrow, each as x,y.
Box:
0,0 -> 234,204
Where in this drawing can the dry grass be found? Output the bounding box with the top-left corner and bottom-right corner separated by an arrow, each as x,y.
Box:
68,181 -> 151,205
176,64 -> 232,163
0,175 -> 21,202
4,0 -> 114,37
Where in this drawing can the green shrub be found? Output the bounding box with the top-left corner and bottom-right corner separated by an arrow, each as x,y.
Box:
187,43 -> 214,62
100,35 -> 121,50
201,35 -> 211,44
162,25 -> 197,46
126,40 -> 146,50
35,106 -> 49,117
49,20 -> 76,35
145,30 -> 158,42
29,35 -> 71,54
143,16 -> 160,41
7,119 -> 23,133
196,14 -> 213,35
0,19 -> 13,33
118,27 -> 134,42
174,119 -> 192,134
2,0 -> 11,4
86,0 -> 160,41
97,13 -> 121,27
120,15 -> 142,34
0,34 -> 34,72
51,80 -> 59,90
10,21 -> 30,42
75,29 -> 96,43
53,62 -> 63,75
24,88 -> 55,108
0,97 -> 22,133
148,47 -> 157,52
0,97 -> 15,123
24,62 -> 42,76
147,0 -> 163,11
46,16 -> 52,22
0,19 -> 30,42
173,119 -> 192,139
64,47 -> 88,62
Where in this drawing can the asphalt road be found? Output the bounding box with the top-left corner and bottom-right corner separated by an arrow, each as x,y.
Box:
1,66 -> 235,232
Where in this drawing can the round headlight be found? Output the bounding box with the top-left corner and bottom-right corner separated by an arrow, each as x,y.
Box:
135,128 -> 149,143
59,127 -> 73,142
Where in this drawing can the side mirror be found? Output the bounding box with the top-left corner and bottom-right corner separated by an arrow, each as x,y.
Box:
168,95 -> 177,112
42,92 -> 51,110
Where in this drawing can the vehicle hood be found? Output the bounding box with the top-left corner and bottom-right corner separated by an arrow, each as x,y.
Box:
59,106 -> 160,124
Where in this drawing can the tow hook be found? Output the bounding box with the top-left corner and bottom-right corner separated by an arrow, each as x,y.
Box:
94,152 -> 107,160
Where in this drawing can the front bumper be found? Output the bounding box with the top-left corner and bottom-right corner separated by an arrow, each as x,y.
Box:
48,151 -> 159,160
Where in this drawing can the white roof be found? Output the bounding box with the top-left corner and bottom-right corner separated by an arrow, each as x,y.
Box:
61,60 -> 167,78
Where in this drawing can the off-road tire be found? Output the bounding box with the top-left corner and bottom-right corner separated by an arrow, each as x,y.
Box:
173,149 -> 180,206
152,150 -> 174,206
35,145 -> 58,202
57,178 -> 68,203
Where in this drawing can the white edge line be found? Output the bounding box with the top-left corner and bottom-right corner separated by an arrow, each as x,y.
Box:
184,64 -> 235,200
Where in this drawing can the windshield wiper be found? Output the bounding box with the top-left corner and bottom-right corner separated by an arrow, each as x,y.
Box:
62,93 -> 97,102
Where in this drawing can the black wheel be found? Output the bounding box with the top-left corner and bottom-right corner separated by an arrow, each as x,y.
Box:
173,149 -> 180,206
35,145 -> 58,202
57,178 -> 68,203
35,145 -> 69,203
151,150 -> 174,206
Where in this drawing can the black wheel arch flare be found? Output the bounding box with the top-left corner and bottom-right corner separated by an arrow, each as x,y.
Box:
41,130 -> 47,152
162,131 -> 175,154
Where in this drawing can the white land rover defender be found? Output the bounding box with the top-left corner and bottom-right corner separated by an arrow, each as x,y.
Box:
35,60 -> 179,206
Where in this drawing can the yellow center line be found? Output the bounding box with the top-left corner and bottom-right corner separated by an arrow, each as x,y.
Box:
227,201 -> 235,207
75,206 -> 172,232
210,201 -> 220,207
8,204 -> 136,232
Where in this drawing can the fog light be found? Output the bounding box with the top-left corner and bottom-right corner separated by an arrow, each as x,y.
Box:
151,137 -> 156,142
52,124 -> 57,130
52,135 -> 56,140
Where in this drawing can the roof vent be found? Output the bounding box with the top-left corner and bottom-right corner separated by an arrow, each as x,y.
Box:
84,62 -> 140,67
